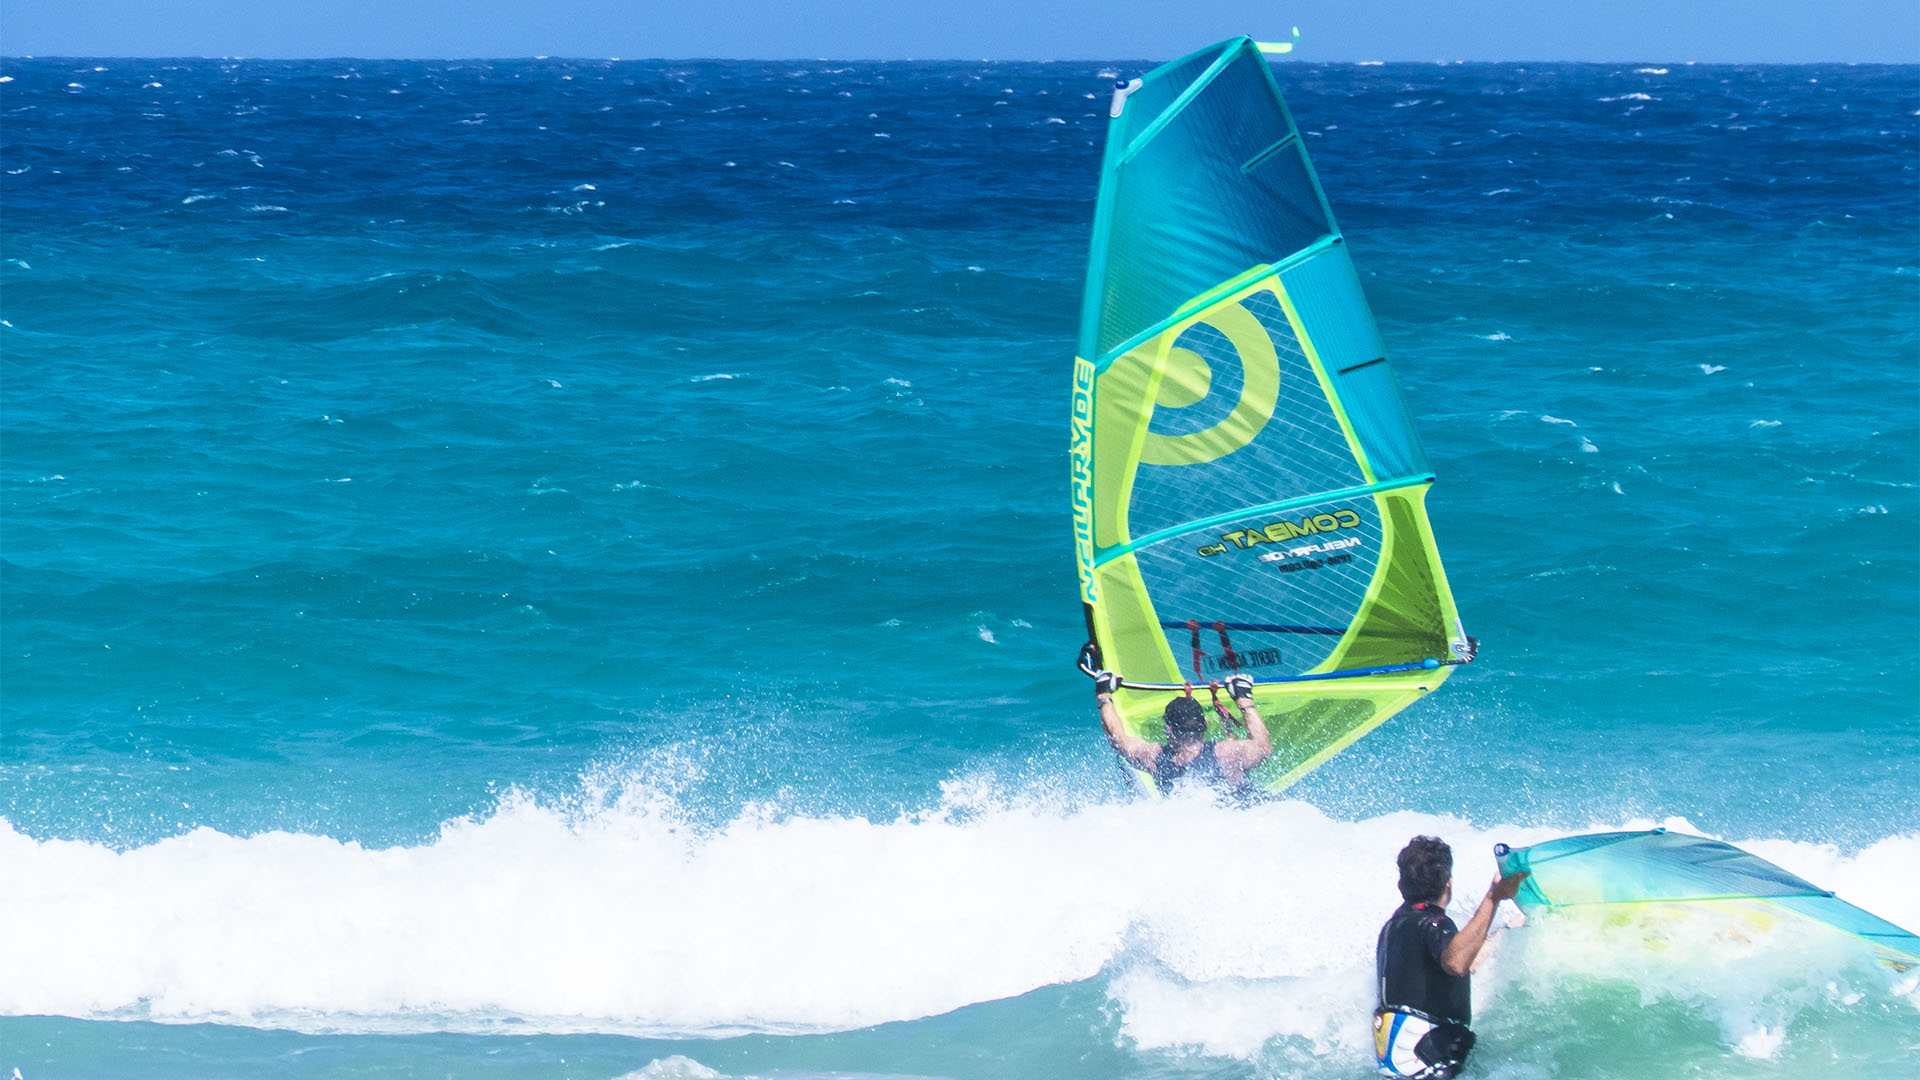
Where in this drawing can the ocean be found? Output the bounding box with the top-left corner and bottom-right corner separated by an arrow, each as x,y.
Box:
1,54 -> 1916,1078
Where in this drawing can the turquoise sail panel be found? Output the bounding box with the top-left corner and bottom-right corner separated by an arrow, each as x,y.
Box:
1276,244 -> 1428,482
1080,38 -> 1332,362
1496,830 -> 1920,970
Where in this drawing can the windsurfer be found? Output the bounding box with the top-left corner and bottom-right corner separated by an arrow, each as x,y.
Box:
1373,835 -> 1529,1079
1093,671 -> 1272,791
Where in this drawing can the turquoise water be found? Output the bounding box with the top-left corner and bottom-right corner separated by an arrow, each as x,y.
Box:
2,57 -> 1917,1077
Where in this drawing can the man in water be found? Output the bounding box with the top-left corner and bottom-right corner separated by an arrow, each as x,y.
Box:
1093,670 -> 1272,791
1373,835 -> 1529,1079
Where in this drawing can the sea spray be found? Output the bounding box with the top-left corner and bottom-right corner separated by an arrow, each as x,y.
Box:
3,778 -> 1914,1052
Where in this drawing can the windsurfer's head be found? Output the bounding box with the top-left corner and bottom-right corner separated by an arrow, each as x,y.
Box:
1397,835 -> 1453,904
1163,696 -> 1208,747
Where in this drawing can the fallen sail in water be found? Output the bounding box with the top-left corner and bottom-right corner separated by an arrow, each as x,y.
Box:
1069,36 -> 1473,793
1495,829 -> 1920,972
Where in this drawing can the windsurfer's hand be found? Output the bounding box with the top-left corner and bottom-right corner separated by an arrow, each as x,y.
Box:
1093,670 -> 1122,698
1225,674 -> 1254,703
1488,870 -> 1529,902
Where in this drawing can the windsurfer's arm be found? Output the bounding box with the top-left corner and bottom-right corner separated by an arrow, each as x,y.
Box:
1215,676 -> 1271,769
1440,871 -> 1529,976
1093,672 -> 1159,770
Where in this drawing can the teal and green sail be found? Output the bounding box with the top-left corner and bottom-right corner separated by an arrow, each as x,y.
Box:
1070,36 -> 1472,792
1496,830 -> 1920,972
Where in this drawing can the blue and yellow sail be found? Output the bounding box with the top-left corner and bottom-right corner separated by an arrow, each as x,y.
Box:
1496,830 -> 1920,972
1071,37 -> 1472,792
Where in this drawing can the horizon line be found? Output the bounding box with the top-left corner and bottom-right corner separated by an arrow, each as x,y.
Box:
7,53 -> 1917,66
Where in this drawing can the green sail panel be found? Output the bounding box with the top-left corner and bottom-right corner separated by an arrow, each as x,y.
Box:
1070,37 -> 1470,793
1496,830 -> 1920,972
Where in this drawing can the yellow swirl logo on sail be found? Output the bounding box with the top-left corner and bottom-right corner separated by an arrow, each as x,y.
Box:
1138,298 -> 1281,467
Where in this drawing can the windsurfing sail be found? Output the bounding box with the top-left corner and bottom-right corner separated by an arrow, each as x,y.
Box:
1070,36 -> 1472,792
1495,829 -> 1920,972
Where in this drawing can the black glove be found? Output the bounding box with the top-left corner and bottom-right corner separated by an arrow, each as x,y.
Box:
1094,670 -> 1122,698
1225,674 -> 1254,702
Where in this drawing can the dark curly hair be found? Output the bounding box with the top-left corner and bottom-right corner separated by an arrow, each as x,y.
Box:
1163,696 -> 1207,744
1397,835 -> 1453,904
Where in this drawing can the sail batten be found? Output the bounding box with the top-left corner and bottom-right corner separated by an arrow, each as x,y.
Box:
1092,234 -> 1346,371
1071,37 -> 1470,792
1119,47 -> 1245,165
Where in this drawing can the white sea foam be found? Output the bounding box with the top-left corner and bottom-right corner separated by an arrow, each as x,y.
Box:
1,793 -> 1912,1050
1637,67 -> 1670,74
613,1058 -> 726,1080
1734,1025 -> 1786,1059
1700,363 -> 1726,374
1540,415 -> 1577,427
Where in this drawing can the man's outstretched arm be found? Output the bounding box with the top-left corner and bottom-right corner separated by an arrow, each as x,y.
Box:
1440,871 -> 1530,976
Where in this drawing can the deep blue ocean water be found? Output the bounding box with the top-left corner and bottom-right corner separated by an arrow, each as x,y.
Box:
2,55 -> 1916,1078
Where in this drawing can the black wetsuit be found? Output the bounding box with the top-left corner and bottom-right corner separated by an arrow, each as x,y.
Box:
1374,901 -> 1475,1077
1151,742 -> 1223,793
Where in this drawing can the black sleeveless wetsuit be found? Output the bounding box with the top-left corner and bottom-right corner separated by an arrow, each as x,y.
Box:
1374,901 -> 1475,1077
1151,742 -> 1224,793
